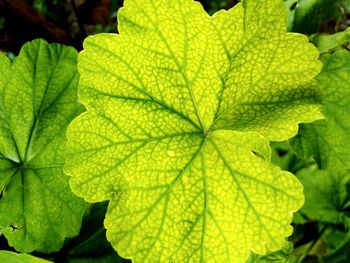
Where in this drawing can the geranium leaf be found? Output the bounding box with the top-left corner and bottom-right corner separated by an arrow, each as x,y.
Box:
297,168 -> 350,226
291,50 -> 350,170
0,39 -> 85,253
66,0 -> 322,262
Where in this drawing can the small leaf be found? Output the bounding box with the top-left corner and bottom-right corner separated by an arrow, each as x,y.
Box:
246,242 -> 296,263
322,230 -> 350,262
311,28 -> 350,54
297,168 -> 350,225
0,39 -> 85,253
323,227 -> 350,257
66,0 -> 322,262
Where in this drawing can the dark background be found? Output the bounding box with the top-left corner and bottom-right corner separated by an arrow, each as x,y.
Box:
1,0 -> 349,55
0,0 -> 238,54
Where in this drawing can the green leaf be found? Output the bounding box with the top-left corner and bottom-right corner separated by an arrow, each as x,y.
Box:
66,0 -> 322,262
270,141 -> 314,174
322,231 -> 350,262
0,251 -> 52,263
291,50 -> 350,170
246,242 -> 296,263
311,28 -> 350,54
297,168 -> 350,225
284,0 -> 298,31
0,39 -> 85,253
345,0 -> 350,13
292,0 -> 343,34
323,227 -> 350,257
271,142 -> 296,171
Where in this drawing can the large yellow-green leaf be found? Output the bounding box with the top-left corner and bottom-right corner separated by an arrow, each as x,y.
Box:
66,0 -> 322,262
0,39 -> 85,253
291,51 -> 350,170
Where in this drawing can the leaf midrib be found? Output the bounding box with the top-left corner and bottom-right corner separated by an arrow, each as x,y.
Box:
112,136 -> 207,261
137,1 -> 207,132
209,138 -> 279,246
0,72 -> 21,164
23,45 -> 72,163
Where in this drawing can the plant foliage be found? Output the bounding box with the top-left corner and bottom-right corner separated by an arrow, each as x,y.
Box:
65,0 -> 324,262
1,0 -> 350,262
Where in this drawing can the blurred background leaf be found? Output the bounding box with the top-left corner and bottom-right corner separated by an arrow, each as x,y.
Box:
310,27 -> 350,53
292,0 -> 343,34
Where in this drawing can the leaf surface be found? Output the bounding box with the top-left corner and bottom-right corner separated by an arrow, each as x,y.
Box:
66,0 -> 322,262
0,39 -> 85,253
